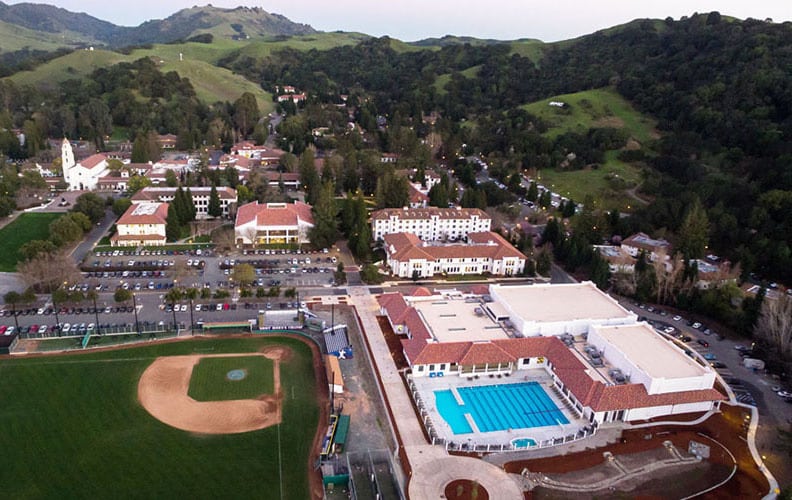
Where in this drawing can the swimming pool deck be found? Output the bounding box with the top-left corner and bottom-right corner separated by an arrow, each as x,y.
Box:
413,370 -> 589,448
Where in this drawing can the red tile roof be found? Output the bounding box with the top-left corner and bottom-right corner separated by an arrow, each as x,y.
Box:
384,231 -> 524,262
380,292 -> 724,413
235,201 -> 314,228
79,154 -> 107,169
116,202 -> 168,226
410,287 -> 434,297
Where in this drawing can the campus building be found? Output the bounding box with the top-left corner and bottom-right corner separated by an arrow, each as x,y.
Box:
371,207 -> 491,242
61,139 -> 110,191
111,202 -> 168,247
234,201 -> 314,246
383,231 -> 526,278
377,283 -> 723,426
621,232 -> 672,262
131,186 -> 238,219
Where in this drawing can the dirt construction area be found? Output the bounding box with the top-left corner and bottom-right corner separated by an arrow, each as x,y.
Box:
137,347 -> 289,434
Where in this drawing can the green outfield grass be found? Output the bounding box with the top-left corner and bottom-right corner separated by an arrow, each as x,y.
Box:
0,212 -> 62,271
0,336 -> 318,499
188,355 -> 274,401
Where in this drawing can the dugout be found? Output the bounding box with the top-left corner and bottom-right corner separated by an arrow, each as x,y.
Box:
332,415 -> 350,454
325,355 -> 344,394
0,332 -> 19,354
198,321 -> 254,333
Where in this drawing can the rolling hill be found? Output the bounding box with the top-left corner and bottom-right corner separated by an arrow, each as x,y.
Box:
0,2 -> 316,51
8,47 -> 273,111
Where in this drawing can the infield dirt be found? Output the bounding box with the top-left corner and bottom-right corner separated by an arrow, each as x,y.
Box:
138,347 -> 288,434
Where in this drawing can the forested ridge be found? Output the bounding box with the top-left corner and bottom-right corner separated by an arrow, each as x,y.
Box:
220,13 -> 792,282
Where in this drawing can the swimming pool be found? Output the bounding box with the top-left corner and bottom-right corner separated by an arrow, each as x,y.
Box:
511,438 -> 537,448
434,382 -> 568,435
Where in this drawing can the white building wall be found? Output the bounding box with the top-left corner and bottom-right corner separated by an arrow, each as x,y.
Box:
588,326 -> 716,395
372,214 -> 491,241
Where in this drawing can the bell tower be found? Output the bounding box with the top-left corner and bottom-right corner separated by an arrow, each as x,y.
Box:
61,138 -> 75,187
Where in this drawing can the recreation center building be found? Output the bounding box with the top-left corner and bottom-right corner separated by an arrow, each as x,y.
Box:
378,282 -> 724,429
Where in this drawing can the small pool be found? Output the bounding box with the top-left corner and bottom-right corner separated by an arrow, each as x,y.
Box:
511,438 -> 537,448
434,382 -> 568,435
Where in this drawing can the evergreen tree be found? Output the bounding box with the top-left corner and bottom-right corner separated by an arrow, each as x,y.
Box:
677,198 -> 710,259
131,132 -> 152,163
173,186 -> 188,225
308,181 -> 338,249
539,189 -> 552,209
428,182 -> 449,208
527,181 -> 538,202
165,203 -> 181,242
208,183 -> 222,218
299,149 -> 320,205
185,187 -> 197,222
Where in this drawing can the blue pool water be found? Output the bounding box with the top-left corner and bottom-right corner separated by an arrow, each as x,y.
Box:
512,438 -> 537,448
434,382 -> 569,435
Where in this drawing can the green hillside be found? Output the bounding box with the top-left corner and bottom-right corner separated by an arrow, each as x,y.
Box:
519,88 -> 659,209
0,19 -> 90,52
9,49 -> 127,88
508,39 -> 546,62
236,32 -> 370,59
521,87 -> 659,143
8,46 -> 272,111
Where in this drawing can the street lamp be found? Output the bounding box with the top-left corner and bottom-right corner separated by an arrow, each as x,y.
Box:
132,293 -> 141,336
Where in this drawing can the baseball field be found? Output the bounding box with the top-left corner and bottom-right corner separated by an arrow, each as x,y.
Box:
0,335 -> 323,499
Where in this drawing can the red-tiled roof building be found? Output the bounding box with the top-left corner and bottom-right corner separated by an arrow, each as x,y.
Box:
377,285 -> 724,425
383,231 -> 525,278
234,201 -> 314,245
111,202 -> 168,247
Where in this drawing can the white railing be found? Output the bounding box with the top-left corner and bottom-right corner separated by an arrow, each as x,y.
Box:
406,374 -> 597,453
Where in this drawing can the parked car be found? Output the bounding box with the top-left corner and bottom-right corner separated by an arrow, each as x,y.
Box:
697,339 -> 710,347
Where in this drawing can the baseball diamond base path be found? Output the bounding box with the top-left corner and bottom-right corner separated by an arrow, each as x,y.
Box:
138,349 -> 287,434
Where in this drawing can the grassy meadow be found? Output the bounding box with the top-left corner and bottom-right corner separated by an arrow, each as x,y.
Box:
0,336 -> 319,499
0,212 -> 62,271
521,87 -> 658,143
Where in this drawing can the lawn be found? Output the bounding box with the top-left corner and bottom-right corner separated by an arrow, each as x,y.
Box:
0,336 -> 319,500
0,212 -> 62,271
188,355 -> 274,401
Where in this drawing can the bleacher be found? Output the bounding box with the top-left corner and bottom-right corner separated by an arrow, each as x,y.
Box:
324,325 -> 350,356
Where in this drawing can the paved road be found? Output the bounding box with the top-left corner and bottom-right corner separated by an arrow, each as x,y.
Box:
71,208 -> 116,264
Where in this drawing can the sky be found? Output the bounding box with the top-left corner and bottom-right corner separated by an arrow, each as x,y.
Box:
7,0 -> 792,42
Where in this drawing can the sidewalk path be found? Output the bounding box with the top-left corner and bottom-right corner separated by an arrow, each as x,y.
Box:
347,286 -> 524,499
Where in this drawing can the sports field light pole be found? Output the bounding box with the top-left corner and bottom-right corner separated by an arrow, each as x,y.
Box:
188,298 -> 195,335
132,293 -> 141,335
171,300 -> 178,335
92,293 -> 101,335
52,283 -> 63,335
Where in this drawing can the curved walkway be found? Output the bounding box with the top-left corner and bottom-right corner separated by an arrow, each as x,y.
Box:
348,287 -> 524,499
